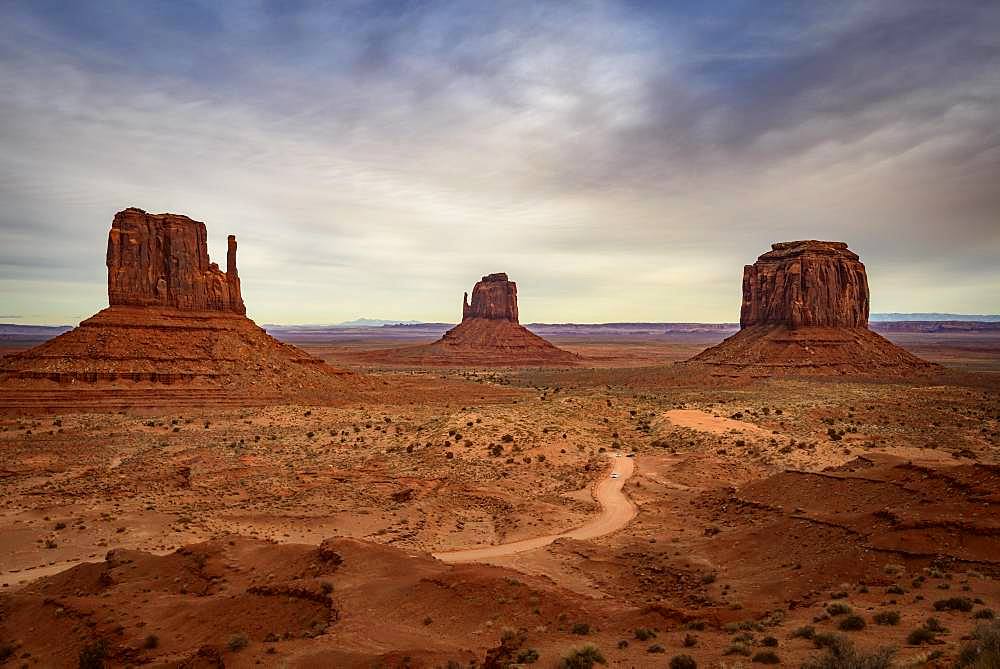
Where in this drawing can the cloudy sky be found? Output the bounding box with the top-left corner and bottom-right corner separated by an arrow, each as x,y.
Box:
1,1 -> 998,325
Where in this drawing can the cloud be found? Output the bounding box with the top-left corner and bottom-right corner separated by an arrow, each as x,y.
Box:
0,0 -> 997,324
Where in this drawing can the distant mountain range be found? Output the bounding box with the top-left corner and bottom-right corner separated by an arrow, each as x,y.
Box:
334,318 -> 425,327
870,313 -> 1000,322
3,313 -> 999,342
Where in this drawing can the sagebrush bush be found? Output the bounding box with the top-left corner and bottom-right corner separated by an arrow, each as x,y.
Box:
752,650 -> 781,664
872,611 -> 900,626
558,645 -> 606,669
669,655 -> 697,669
955,620 -> 1000,668
839,615 -> 867,631
801,636 -> 894,669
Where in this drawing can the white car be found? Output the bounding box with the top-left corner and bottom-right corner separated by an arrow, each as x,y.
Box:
610,472 -> 620,479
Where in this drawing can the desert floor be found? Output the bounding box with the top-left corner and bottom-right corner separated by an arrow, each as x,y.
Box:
0,331 -> 998,667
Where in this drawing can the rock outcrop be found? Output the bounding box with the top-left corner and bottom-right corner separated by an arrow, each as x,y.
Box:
463,273 -> 518,322
358,273 -> 579,367
1,208 -> 358,409
688,241 -> 935,377
107,208 -> 245,314
740,241 -> 868,328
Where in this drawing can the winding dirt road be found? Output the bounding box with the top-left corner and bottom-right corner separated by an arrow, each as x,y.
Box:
434,455 -> 637,564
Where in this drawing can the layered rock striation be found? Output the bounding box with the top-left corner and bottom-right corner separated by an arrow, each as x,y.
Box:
358,273 -> 579,366
1,208 -> 357,408
107,208 -> 245,314
463,273 -> 519,322
740,241 -> 868,328
688,241 -> 935,376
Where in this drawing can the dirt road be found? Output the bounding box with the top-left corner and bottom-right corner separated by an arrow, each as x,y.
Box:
434,454 -> 637,563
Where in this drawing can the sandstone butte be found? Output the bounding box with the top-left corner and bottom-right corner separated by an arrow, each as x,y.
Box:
361,273 -> 580,366
0,208 -> 358,410
688,240 -> 937,376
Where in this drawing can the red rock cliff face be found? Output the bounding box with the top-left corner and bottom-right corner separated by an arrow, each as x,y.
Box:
740,241 -> 869,328
462,273 -> 519,323
106,208 -> 246,315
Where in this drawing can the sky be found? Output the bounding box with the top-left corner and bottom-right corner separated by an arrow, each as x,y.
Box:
0,1 -> 998,325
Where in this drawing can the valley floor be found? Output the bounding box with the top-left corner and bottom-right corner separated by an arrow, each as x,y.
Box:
1,333 -> 998,667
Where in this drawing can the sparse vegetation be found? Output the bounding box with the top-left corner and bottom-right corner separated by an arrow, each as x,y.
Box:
78,639 -> 108,669
752,650 -> 780,664
670,655 -> 697,669
934,596 -> 973,612
872,611 -> 900,626
670,655 -> 698,669
955,620 -> 1000,668
801,636 -> 894,669
827,602 -> 853,616
838,615 -> 866,631
558,645 -> 605,669
791,625 -> 816,640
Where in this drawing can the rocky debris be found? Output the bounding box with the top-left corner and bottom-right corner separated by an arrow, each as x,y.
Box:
358,272 -> 579,366
107,207 -> 245,314
688,241 -> 935,376
463,273 -> 519,322
740,241 -> 868,328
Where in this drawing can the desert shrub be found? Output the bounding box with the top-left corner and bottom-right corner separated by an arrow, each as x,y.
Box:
558,645 -> 606,669
791,625 -> 816,639
883,563 -> 905,576
0,644 -> 14,662
886,585 -> 905,595
633,628 -> 657,641
922,617 -> 946,632
227,633 -> 249,652
801,636 -> 894,669
761,636 -> 778,647
752,650 -> 781,664
516,648 -> 540,664
683,633 -> 698,647
955,620 -> 1000,668
571,622 -> 591,635
648,644 -> 665,653
501,434 -> 514,443
670,654 -> 697,669
724,643 -> 751,656
974,608 -> 995,620
872,611 -> 900,626
907,626 -> 937,645
143,634 -> 159,649
827,602 -> 853,616
839,615 -> 867,631
812,633 -> 844,649
934,596 -> 973,612
79,639 -> 108,669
